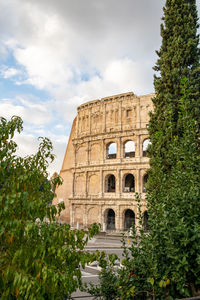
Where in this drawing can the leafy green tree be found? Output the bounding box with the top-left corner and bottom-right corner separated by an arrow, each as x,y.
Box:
0,116 -> 99,299
146,0 -> 200,297
86,0 -> 200,298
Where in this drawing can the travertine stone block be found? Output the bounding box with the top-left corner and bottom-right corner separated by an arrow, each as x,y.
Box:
53,91 -> 154,232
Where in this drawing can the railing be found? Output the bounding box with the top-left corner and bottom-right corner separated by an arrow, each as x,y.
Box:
107,153 -> 116,159
124,151 -> 135,158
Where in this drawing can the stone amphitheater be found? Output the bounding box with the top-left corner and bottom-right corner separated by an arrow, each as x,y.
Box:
53,91 -> 154,232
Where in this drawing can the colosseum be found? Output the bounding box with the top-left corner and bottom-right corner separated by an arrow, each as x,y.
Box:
54,91 -> 154,232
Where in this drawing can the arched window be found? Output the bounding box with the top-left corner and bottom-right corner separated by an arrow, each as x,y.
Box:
107,142 -> 117,159
124,141 -> 135,158
143,211 -> 150,232
106,209 -> 115,230
124,209 -> 135,230
124,174 -> 135,192
142,139 -> 151,157
143,174 -> 148,192
106,174 -> 116,192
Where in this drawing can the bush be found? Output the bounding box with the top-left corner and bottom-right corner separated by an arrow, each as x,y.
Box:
0,116 -> 99,299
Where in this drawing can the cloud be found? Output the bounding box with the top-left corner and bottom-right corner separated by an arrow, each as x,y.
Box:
52,57 -> 154,123
0,0 -> 199,174
0,0 -> 165,92
0,97 -> 53,125
0,66 -> 22,79
14,131 -> 67,176
14,131 -> 39,157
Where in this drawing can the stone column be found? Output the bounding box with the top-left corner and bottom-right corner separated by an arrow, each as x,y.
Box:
99,205 -> 103,228
84,205 -> 87,228
100,169 -> 103,197
118,137 -> 122,160
120,206 -> 124,231
103,103 -> 106,132
119,99 -> 122,131
115,205 -> 120,232
85,171 -> 88,197
87,141 -> 90,165
136,99 -> 141,129
89,107 -> 91,134
102,139 -> 105,163
72,172 -> 75,197
118,169 -> 121,196
135,134 -> 140,158
136,169 -> 140,194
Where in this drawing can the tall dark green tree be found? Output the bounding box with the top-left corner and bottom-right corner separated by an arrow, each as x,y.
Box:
86,1 -> 200,299
146,0 -> 200,297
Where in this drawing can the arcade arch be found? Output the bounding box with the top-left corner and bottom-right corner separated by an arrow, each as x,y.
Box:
105,209 -> 116,230
142,139 -> 151,157
123,174 -> 135,192
124,209 -> 135,230
124,140 -> 135,158
106,142 -> 117,159
105,174 -> 116,192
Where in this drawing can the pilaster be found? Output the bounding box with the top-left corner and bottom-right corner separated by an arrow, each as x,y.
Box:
100,169 -> 103,197
136,99 -> 141,129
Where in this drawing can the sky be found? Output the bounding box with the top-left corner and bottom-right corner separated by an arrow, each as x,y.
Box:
0,0 -> 199,175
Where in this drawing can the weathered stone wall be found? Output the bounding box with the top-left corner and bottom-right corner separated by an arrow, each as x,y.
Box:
53,91 -> 154,231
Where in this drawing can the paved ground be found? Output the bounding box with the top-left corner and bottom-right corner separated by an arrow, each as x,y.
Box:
71,234 -> 128,299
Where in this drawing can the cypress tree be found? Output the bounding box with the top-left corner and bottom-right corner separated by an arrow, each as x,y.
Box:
86,2 -> 200,298
146,0 -> 200,297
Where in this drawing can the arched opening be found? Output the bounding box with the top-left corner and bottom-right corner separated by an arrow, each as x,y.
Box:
143,211 -> 150,232
106,209 -> 115,230
124,141 -> 135,158
124,209 -> 135,230
107,142 -> 117,159
106,174 -> 116,192
143,174 -> 148,192
142,139 -> 151,157
124,174 -> 135,192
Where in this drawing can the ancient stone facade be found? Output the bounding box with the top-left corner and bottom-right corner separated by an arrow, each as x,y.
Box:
54,91 -> 154,232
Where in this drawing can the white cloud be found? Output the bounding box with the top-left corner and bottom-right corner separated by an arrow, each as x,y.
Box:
52,58 -> 154,123
0,97 -> 53,125
55,124 -> 65,130
0,66 -> 22,79
14,131 -> 39,157
0,0 -> 165,94
0,0 -> 199,175
14,131 -> 67,176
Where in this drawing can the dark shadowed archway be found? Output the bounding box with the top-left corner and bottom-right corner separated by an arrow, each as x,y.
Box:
124,209 -> 135,230
124,174 -> 135,192
106,174 -> 116,192
106,209 -> 115,230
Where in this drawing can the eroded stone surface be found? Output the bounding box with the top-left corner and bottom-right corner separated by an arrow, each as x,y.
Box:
53,91 -> 154,232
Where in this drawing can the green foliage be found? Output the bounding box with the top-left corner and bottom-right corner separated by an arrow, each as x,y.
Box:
86,0 -> 200,298
0,116 -> 100,299
146,0 -> 200,297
